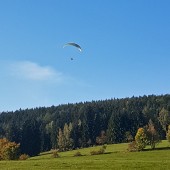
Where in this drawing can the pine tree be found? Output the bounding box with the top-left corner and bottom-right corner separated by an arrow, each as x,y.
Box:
107,111 -> 123,143
20,119 -> 41,156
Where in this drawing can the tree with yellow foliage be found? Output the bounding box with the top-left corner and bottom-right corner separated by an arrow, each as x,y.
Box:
135,128 -> 147,151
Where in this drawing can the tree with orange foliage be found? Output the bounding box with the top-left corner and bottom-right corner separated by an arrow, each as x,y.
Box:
0,138 -> 20,160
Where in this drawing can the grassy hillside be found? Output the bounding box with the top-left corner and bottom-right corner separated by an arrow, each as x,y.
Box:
0,141 -> 170,170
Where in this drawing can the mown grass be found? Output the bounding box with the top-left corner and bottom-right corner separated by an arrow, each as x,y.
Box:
1,140 -> 170,170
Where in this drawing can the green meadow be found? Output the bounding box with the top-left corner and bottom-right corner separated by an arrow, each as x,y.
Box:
1,140 -> 170,170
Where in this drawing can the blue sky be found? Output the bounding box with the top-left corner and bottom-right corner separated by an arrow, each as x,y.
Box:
0,0 -> 170,112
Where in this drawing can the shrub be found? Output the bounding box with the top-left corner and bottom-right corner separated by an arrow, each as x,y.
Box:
127,141 -> 138,152
102,145 -> 107,150
90,145 -> 107,155
19,154 -> 29,160
51,150 -> 60,158
90,150 -> 99,155
74,151 -> 82,157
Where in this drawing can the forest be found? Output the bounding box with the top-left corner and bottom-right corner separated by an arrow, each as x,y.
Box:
0,94 -> 170,156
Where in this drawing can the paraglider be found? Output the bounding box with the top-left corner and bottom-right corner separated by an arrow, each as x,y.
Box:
63,42 -> 82,52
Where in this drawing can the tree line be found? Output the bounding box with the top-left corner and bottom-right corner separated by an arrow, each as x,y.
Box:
0,94 -> 169,156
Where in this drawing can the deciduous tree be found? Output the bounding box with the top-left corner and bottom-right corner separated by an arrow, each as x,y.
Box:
0,138 -> 20,160
146,119 -> 160,149
135,128 -> 147,151
166,125 -> 170,143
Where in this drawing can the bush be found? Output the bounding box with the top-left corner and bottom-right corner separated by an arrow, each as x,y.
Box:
74,151 -> 82,157
90,145 -> 107,155
90,150 -> 99,155
102,145 -> 107,150
51,150 -> 60,158
19,154 -> 29,160
127,141 -> 138,152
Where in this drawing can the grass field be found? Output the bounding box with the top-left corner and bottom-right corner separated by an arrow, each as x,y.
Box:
1,140 -> 170,170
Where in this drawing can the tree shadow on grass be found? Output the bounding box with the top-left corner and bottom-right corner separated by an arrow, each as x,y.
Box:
104,152 -> 113,154
144,147 -> 170,151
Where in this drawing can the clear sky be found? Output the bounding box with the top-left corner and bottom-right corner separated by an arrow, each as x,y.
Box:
0,0 -> 170,112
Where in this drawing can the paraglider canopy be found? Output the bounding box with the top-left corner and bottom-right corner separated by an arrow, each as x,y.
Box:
63,42 -> 82,52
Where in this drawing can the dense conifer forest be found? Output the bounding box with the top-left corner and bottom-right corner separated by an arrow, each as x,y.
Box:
0,94 -> 170,156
